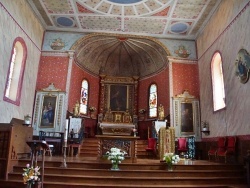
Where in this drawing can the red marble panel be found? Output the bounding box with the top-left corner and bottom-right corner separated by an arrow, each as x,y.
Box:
138,68 -> 170,118
36,56 -> 68,91
68,63 -> 100,116
172,63 -> 200,98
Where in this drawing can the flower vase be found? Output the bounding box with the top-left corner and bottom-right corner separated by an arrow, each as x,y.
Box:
133,132 -> 136,137
111,163 -> 119,171
167,163 -> 173,171
25,182 -> 41,188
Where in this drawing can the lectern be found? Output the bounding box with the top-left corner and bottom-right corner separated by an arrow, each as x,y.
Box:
26,140 -> 49,188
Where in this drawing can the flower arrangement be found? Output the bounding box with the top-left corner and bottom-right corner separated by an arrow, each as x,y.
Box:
138,109 -> 146,114
22,164 -> 40,185
201,121 -> 209,131
89,106 -> 96,112
163,153 -> 180,171
106,147 -> 127,170
175,45 -> 191,58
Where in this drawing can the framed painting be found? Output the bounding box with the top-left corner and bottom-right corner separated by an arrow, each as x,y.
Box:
180,102 -> 194,134
109,85 -> 128,111
32,83 -> 66,135
235,49 -> 250,84
40,95 -> 57,128
172,90 -> 201,140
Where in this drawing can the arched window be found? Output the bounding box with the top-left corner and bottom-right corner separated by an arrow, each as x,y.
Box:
211,52 -> 226,111
149,84 -> 157,118
80,79 -> 89,115
3,37 -> 27,106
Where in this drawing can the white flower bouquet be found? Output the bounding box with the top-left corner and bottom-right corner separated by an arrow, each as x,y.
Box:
106,147 -> 127,164
163,153 -> 180,167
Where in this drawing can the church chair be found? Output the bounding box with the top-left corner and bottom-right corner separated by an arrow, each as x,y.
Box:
217,136 -> 237,163
208,136 -> 226,161
177,137 -> 188,158
145,138 -> 157,158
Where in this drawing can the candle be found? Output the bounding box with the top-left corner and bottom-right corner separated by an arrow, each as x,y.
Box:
64,119 -> 69,142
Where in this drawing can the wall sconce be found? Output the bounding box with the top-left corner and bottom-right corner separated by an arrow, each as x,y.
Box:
201,121 -> 210,135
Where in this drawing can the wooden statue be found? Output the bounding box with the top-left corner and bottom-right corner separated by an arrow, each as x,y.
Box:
73,101 -> 80,117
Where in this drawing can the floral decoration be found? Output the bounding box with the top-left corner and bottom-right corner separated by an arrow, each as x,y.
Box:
22,164 -> 40,185
201,121 -> 209,131
89,106 -> 96,112
138,109 -> 146,114
175,45 -> 190,58
163,153 -> 180,169
106,147 -> 127,165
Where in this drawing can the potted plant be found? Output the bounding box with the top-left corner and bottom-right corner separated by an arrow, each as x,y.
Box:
24,114 -> 32,125
201,121 -> 209,131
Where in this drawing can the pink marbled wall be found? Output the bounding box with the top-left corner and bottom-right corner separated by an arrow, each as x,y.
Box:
197,1 -> 250,137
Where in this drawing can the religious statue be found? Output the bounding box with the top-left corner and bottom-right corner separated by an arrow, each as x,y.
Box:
123,110 -> 132,123
73,100 -> 80,117
158,104 -> 165,120
103,108 -> 113,122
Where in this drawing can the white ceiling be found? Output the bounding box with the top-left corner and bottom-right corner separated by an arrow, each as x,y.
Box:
27,0 -> 221,40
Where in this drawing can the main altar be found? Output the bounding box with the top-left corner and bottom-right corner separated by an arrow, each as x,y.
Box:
96,75 -> 139,163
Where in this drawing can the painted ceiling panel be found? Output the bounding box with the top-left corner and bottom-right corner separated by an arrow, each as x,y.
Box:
27,0 -> 222,39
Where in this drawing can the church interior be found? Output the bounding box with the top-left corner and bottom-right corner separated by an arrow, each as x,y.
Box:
0,0 -> 250,187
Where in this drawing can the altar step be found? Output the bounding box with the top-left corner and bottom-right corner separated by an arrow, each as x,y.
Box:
1,158 -> 247,188
78,138 -> 149,158
79,138 -> 99,157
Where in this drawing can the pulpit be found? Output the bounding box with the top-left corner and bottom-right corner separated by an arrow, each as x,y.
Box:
26,140 -> 49,188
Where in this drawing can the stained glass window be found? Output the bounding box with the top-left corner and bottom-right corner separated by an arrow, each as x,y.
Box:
80,79 -> 89,114
149,84 -> 157,118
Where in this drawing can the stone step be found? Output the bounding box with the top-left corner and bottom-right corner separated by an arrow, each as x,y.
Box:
0,180 -> 242,188
16,159 -> 244,171
12,166 -> 244,177
7,173 -> 245,185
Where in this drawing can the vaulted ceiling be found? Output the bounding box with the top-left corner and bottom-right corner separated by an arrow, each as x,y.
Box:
27,0 -> 221,78
27,0 -> 221,39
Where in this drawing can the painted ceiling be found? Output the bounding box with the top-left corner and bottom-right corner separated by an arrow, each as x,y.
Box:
27,0 -> 221,40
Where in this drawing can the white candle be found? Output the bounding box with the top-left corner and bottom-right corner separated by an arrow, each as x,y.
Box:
64,119 -> 69,141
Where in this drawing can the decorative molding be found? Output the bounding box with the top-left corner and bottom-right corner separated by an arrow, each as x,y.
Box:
168,56 -> 197,64
41,51 -> 68,57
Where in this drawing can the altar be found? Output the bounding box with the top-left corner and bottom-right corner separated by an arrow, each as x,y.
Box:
99,123 -> 135,136
96,135 -> 139,163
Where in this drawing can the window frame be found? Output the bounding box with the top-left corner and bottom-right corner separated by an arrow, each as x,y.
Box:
80,79 -> 89,115
211,51 -> 226,112
148,83 -> 158,118
3,37 -> 27,106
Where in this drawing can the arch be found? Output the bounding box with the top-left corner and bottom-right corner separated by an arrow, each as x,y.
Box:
211,52 -> 226,111
3,37 -> 27,106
